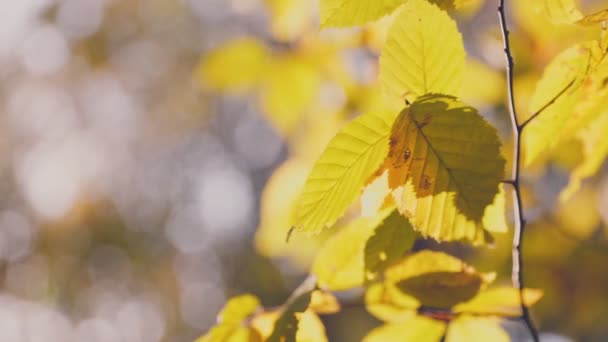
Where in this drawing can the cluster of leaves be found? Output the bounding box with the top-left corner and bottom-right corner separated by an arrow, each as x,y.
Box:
198,0 -> 608,340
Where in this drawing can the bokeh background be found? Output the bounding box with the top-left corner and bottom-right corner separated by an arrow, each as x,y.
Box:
0,0 -> 607,341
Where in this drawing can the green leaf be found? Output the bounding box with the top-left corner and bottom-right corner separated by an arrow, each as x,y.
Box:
446,316 -> 509,342
381,94 -> 505,244
453,286 -> 543,316
312,214 -> 389,290
364,210 -> 417,281
363,316 -> 446,342
292,111 -> 397,234
380,0 -> 465,106
320,0 -> 404,28
268,291 -> 313,342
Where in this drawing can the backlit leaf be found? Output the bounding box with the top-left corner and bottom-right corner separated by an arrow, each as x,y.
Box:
542,0 -> 584,24
320,0 -> 404,28
197,294 -> 263,342
561,109 -> 608,200
266,0 -> 316,41
381,94 -> 505,244
363,316 -> 446,342
292,111 -> 397,234
446,316 -> 509,342
268,291 -> 313,342
367,251 -> 495,311
453,286 -> 543,316
309,290 -> 341,314
254,159 -> 324,269
482,186 -> 509,233
365,282 -> 419,322
219,295 -> 261,324
385,251 -> 494,308
196,38 -> 269,92
294,311 -> 328,342
380,0 -> 465,106
523,42 -> 594,165
260,55 -> 321,134
542,0 -> 608,26
312,215 -> 387,290
364,210 -> 417,281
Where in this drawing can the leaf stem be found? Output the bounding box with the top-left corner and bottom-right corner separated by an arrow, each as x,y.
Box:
497,1 -> 540,341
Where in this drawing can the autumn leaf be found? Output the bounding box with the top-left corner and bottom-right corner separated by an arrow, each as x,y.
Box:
446,316 -> 509,342
312,214 -> 390,290
542,0 -> 608,26
380,0 -> 465,106
363,316 -> 446,342
364,210 -> 417,281
320,0 -> 404,28
197,294 -> 262,342
453,286 -> 543,316
292,111 -> 397,234
380,94 -> 505,244
196,38 -> 269,92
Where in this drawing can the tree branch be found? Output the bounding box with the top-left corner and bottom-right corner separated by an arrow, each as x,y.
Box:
497,1 -> 540,341
519,80 -> 575,130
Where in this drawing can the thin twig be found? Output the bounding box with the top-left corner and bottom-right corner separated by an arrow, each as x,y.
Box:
519,80 -> 576,130
497,1 -> 540,341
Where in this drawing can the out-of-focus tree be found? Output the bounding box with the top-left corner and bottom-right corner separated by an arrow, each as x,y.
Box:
197,0 -> 608,341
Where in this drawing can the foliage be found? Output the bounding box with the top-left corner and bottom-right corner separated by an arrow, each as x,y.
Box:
198,0 -> 608,340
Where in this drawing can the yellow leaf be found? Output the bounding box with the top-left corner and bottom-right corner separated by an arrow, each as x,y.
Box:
196,38 -> 269,92
381,94 -> 505,244
453,286 -> 543,316
197,326 -> 262,342
363,317 -> 446,342
561,112 -> 608,200
312,215 -> 387,290
577,9 -> 608,25
523,42 -> 595,165
219,294 -> 261,324
266,0 -> 316,41
294,311 -> 328,342
361,169 -> 392,218
365,282 -> 419,322
260,55 -> 321,134
254,159 -> 323,269
542,0 -> 584,24
542,0 -> 608,26
320,0 -> 404,28
446,316 -> 509,342
384,251 -> 494,308
197,294 -> 263,342
364,210 -> 417,280
461,59 -> 504,108
482,185 -> 509,233
269,291 -> 313,342
380,0 -> 465,106
292,111 -> 397,234
309,290 -> 341,314
429,0 -> 479,11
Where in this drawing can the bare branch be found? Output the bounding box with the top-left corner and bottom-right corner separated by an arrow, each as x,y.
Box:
519,80 -> 576,130
497,1 -> 540,341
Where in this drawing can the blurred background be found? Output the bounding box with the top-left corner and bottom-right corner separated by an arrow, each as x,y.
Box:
0,0 -> 607,341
